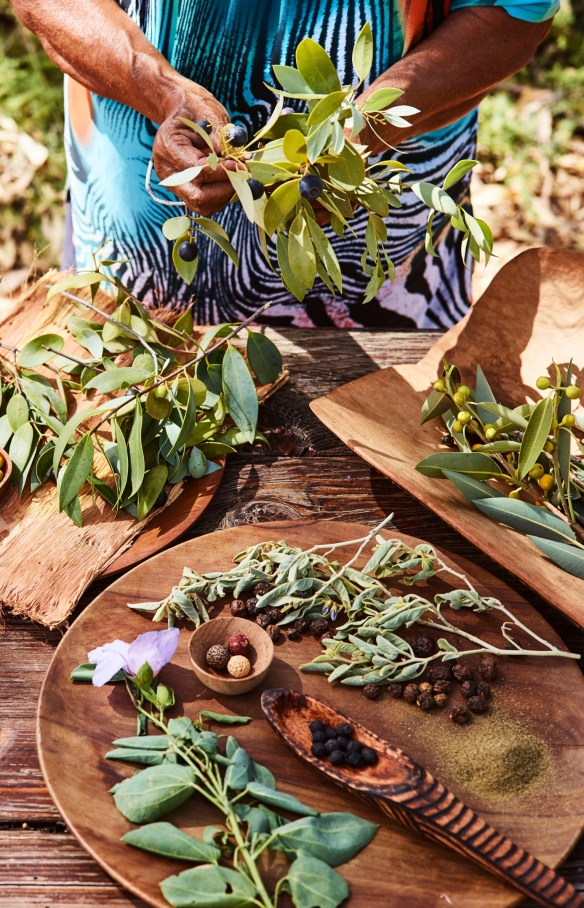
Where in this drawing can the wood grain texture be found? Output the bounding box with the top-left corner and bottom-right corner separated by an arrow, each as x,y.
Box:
37,521 -> 584,908
311,249 -> 584,629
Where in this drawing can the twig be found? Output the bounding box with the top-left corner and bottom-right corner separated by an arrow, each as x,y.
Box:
0,342 -> 21,393
41,345 -> 100,370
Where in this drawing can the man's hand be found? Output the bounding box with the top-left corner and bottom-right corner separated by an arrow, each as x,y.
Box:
153,92 -> 239,217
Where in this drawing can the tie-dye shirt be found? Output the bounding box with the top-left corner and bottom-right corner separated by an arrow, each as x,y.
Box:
65,0 -> 556,328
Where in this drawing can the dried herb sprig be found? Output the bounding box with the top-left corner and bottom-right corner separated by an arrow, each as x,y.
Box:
72,636 -> 378,908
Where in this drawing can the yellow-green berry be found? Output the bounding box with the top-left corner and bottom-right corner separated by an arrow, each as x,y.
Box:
458,385 -> 471,398
543,440 -> 555,453
566,385 -> 581,400
485,427 -> 497,441
551,417 -> 559,430
433,379 -> 446,393
562,414 -> 576,427
457,411 -> 472,425
452,420 -> 463,434
453,391 -> 466,407
539,474 -> 555,491
529,464 -> 544,479
509,489 -> 522,499
536,376 -> 551,390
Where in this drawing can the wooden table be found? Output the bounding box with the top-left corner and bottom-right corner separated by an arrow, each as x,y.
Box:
3,328 -> 584,908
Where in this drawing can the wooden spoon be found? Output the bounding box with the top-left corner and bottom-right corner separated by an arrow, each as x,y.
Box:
261,688 -> 582,908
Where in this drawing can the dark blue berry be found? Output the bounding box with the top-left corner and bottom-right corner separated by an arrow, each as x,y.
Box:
299,174 -> 323,201
361,747 -> 378,766
311,731 -> 326,743
324,727 -> 337,740
346,740 -> 362,753
155,490 -> 169,509
309,720 -> 325,733
247,178 -> 265,200
196,119 -> 212,134
226,124 -> 248,147
337,723 -> 353,737
329,749 -> 345,766
311,742 -> 327,758
324,738 -> 339,754
345,750 -> 364,768
178,240 -> 199,262
336,736 -> 350,751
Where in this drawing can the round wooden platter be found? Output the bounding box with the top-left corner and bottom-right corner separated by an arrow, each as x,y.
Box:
101,459 -> 225,577
37,520 -> 584,908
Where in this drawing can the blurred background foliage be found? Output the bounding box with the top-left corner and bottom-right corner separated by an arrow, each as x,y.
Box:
0,0 -> 582,296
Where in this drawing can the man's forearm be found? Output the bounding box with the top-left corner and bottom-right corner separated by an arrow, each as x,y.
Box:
359,8 -> 552,150
12,0 -> 200,124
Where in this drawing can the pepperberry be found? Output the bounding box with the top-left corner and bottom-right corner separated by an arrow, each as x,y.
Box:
226,124 -> 248,146
410,633 -> 436,658
309,619 -> 329,638
299,174 -> 323,200
346,740 -> 362,753
345,750 -> 364,768
538,474 -> 555,491
247,178 -> 265,200
388,682 -> 403,699
310,720 -> 325,733
450,706 -> 471,724
453,391 -> 466,407
485,427 -> 497,441
312,731 -> 326,743
337,722 -> 353,737
178,240 -> 199,262
154,490 -> 169,508
361,747 -> 378,766
246,597 -> 259,617
433,693 -> 448,707
311,742 -> 327,758
536,376 -> 551,390
566,385 -> 581,400
461,680 -> 477,699
509,489 -> 521,500
428,663 -> 452,683
417,690 -> 434,710
253,582 -> 272,597
230,599 -> 248,619
418,682 -> 433,693
403,683 -> 419,703
266,606 -> 282,622
468,695 -> 488,714
478,655 -> 497,681
529,464 -> 544,479
329,749 -> 345,766
325,738 -> 339,754
294,617 -> 311,634
458,385 -> 471,398
196,119 -> 213,134
267,624 -> 282,642
336,736 -> 350,751
324,727 -> 337,739
256,613 -> 271,629
477,682 -> 491,699
433,679 -> 451,694
363,684 -> 381,700
452,663 -> 473,682
543,440 -> 555,453
457,410 -> 471,425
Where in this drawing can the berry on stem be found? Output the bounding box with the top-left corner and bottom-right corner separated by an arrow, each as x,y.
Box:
299,174 -> 324,200
566,385 -> 581,400
178,240 -> 199,262
226,124 -> 249,147
196,119 -> 213,134
536,376 -> 551,390
562,414 -> 576,427
452,420 -> 463,434
247,178 -> 265,200
434,379 -> 446,393
539,474 -> 555,491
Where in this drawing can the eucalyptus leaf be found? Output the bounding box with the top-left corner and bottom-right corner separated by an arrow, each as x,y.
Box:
7,393 -> 29,431
361,88 -> 403,112
475,402 -> 528,430
443,159 -> 479,191
85,368 -> 152,393
411,182 -> 458,217
287,855 -> 349,908
352,21 -> 373,82
47,271 -> 105,301
160,166 -> 204,188
528,535 -> 584,580
8,422 -> 34,481
222,344 -> 258,444
420,389 -> 451,424
289,212 -> 316,289
173,233 -> 199,285
272,64 -> 311,94
264,179 -> 300,236
475,498 -> 576,544
17,333 -> 64,367
137,464 -> 168,520
113,764 -> 195,823
0,413 -> 13,449
129,398 -> 145,497
226,170 -> 256,223
122,822 -> 221,864
518,394 -> 553,479
442,470 -> 505,502
188,446 -> 207,479
329,143 -> 365,191
226,747 -> 255,791
198,711 -> 251,725
416,452 -> 502,481
246,331 -> 283,385
58,432 -> 94,510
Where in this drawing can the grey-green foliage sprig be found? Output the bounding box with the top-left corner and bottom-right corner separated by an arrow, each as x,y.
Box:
415,359 -> 584,581
0,247 -> 283,525
160,22 -> 493,303
72,667 -> 378,908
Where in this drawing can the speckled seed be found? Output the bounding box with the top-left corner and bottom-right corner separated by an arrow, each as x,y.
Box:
433,693 -> 448,707
205,645 -> 230,670
433,679 -> 451,694
418,682 -> 432,694
403,683 -> 419,704
267,624 -> 282,642
227,655 -> 251,678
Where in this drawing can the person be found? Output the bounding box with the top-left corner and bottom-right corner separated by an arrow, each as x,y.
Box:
13,0 -> 553,329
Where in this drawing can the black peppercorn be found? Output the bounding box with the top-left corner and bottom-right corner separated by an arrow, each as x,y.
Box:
324,738 -> 339,754
363,684 -> 381,700
309,618 -> 329,638
311,742 -> 327,758
253,582 -> 272,597
329,750 -> 345,766
267,624 -> 282,642
417,690 -> 434,711
361,747 -> 378,766
468,695 -> 488,714
230,599 -> 248,619
324,727 -> 337,740
310,720 -> 325,732
428,663 -> 452,683
294,617 -> 311,635
410,633 -> 437,658
337,723 -> 353,737
345,750 -> 363,768
477,682 -> 491,699
256,613 -> 272,629
442,434 -> 456,447
452,663 -> 473,682
346,740 -> 362,753
403,683 -> 419,704
388,682 -> 403,699
461,680 -> 477,699
246,597 -> 259,617
312,731 -> 326,743
450,706 -> 471,724
287,628 -> 301,640
478,655 -> 498,682
433,679 -> 451,694
266,606 -> 282,622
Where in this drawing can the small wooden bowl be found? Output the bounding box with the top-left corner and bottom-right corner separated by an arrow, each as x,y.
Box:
189,616 -> 274,696
0,447 -> 12,502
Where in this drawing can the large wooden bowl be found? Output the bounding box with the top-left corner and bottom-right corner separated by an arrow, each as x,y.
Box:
0,446 -> 12,502
311,249 -> 584,628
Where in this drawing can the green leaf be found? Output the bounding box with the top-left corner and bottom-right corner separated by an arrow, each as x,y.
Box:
199,711 -> 251,725
411,182 -> 458,217
70,662 -> 125,683
420,389 -> 451,424
307,91 -> 349,127
129,398 -> 145,497
296,38 -> 341,94
276,233 -> 306,301
106,747 -> 168,766
122,822 -> 220,864
137,464 -> 168,520
247,161 -> 294,184
0,413 -> 13,449
113,734 -> 172,750
160,864 -> 257,908
222,344 -> 258,444
52,408 -> 103,473
329,143 -> 365,191
47,272 -> 105,301
245,782 -> 318,816
8,422 -> 33,481
78,328 -> 103,360
283,129 -> 308,164
272,813 -> 378,866
226,170 -> 256,223
113,421 -> 129,500
287,855 -> 349,908
169,382 -> 198,456
416,452 -> 502,481
198,441 -> 235,457
518,394 -> 553,479
113,764 -> 195,823
475,402 -> 529,430
160,166 -> 204,188
474,364 -> 497,426
58,433 -> 94,510
288,212 -> 316,289
7,393 -> 29,431
475,498 -> 576,544
442,159 -> 479,191
528,536 -> 584,580
306,120 -> 332,163
17,333 -> 64,367
273,64 -> 311,94
188,446 -> 207,479
226,747 -> 255,791
306,218 -> 342,292
473,441 -> 521,453
84,368 -> 152,393
352,22 -> 373,82
179,117 -> 216,150
64,493 -> 83,526
246,331 -> 283,385
264,180 -> 301,237
162,216 -> 192,240
361,88 -> 403,112
146,389 -> 171,420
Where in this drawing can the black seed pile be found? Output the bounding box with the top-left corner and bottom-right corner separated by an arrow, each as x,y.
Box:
309,720 -> 378,769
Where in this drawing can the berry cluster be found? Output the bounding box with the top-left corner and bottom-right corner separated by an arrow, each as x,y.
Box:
309,720 -> 378,769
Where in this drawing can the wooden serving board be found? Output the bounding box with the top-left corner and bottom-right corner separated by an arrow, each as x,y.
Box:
37,520 -> 584,908
310,249 -> 584,629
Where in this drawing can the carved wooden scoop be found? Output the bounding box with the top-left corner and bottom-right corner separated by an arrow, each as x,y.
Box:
261,688 -> 582,908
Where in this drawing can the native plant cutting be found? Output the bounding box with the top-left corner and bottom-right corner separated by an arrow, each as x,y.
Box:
158,23 -> 493,302
71,628 -> 378,908
415,361 -> 584,581
0,249 -> 283,525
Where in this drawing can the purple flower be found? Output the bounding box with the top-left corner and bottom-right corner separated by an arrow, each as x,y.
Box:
88,628 -> 180,687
